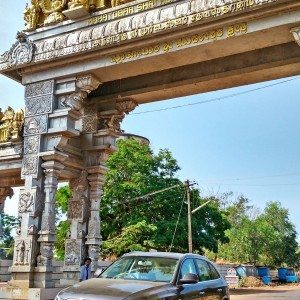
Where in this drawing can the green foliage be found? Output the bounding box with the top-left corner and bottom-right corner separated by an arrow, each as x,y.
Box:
218,199 -> 299,267
0,213 -> 19,259
54,220 -> 70,261
102,220 -> 157,257
101,138 -> 230,256
55,185 -> 71,214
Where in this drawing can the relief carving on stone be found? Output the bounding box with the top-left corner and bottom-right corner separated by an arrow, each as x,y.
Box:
0,107 -> 24,143
18,188 -> 42,215
0,32 -> 34,68
18,191 -> 34,213
25,94 -> 53,116
82,115 -> 98,133
68,170 -> 90,221
25,80 -> 54,98
37,242 -> 54,266
21,155 -> 39,176
98,98 -> 137,132
65,240 -> 81,265
76,75 -> 101,94
24,115 -> 48,136
59,91 -> 87,111
291,27 -> 300,47
24,135 -> 40,155
14,240 -> 31,265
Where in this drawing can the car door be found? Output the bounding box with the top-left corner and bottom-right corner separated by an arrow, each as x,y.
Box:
177,258 -> 208,300
194,259 -> 224,300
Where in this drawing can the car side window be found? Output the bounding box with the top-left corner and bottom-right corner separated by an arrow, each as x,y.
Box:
194,259 -> 211,282
208,263 -> 220,280
179,258 -> 197,279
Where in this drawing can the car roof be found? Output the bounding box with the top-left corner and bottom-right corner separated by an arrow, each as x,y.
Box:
122,251 -> 209,261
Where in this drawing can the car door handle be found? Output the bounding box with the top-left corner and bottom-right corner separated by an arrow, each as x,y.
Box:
199,291 -> 205,295
217,288 -> 223,292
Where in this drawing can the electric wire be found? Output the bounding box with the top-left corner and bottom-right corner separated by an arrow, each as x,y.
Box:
169,188 -> 186,252
130,77 -> 299,115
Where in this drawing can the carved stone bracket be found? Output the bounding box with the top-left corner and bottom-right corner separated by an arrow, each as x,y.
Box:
76,74 -> 101,94
98,98 -> 138,132
59,91 -> 87,111
291,27 -> 300,47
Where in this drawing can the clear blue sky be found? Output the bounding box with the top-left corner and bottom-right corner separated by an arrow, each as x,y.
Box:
1,2 -> 300,240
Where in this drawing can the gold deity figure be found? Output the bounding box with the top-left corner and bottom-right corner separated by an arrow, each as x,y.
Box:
40,0 -> 68,25
0,107 -> 24,143
24,0 -> 43,30
111,0 -> 132,7
68,0 -> 89,9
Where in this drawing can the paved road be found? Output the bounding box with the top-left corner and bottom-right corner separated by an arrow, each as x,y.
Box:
230,286 -> 300,300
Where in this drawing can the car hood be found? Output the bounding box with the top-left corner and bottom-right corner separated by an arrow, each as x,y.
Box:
58,278 -> 172,300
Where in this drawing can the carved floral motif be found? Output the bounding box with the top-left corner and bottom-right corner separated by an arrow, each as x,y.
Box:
24,136 -> 40,155
21,155 -> 39,176
25,94 -> 53,116
25,80 -> 54,98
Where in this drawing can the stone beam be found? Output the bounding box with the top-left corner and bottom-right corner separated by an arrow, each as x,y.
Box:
89,42 -> 300,104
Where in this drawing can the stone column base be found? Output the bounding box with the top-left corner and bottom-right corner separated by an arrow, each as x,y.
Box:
0,285 -> 63,300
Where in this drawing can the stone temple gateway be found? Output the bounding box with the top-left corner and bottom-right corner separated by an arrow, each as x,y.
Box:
0,0 -> 299,298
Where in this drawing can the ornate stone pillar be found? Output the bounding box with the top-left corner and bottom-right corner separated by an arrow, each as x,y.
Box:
60,74 -> 101,285
83,98 -> 137,269
10,79 -> 55,288
61,171 -> 90,285
0,187 -> 13,238
35,159 -> 65,288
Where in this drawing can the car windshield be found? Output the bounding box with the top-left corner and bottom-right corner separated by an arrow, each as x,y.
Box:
99,256 -> 179,282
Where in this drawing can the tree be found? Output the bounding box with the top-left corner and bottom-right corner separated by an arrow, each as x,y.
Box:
0,213 -> 19,259
218,200 -> 299,267
100,138 -> 230,256
54,138 -> 230,257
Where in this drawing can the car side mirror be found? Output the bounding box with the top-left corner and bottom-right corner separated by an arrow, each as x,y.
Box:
179,273 -> 199,284
94,267 -> 106,277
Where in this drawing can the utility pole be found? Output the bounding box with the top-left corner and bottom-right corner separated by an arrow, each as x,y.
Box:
185,180 -> 193,253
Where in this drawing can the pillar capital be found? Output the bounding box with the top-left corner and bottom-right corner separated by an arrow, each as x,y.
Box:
76,74 -> 101,94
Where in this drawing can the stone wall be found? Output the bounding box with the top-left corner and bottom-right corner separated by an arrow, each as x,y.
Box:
0,260 -> 111,286
0,261 -> 12,283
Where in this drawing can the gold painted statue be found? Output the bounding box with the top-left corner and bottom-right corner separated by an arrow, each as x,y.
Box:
0,107 -> 24,143
68,0 -> 89,9
40,0 -> 68,25
24,0 -> 42,30
23,0 -> 136,30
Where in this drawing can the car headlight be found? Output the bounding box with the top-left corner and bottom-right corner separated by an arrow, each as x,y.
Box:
54,295 -> 63,300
